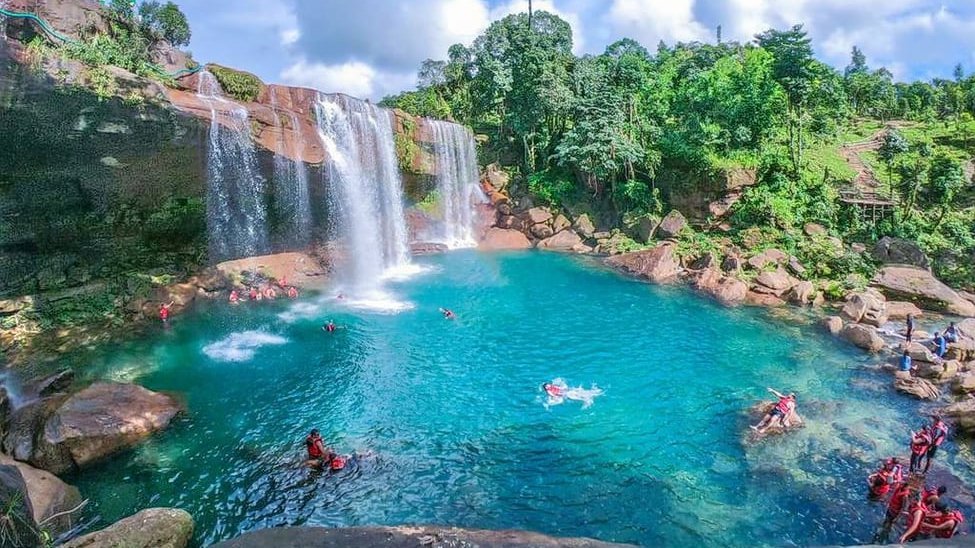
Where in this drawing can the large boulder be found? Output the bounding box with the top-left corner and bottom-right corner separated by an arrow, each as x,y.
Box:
573,214 -> 596,239
693,268 -> 748,305
953,373 -> 975,395
916,360 -> 961,382
526,207 -> 553,225
3,395 -> 68,461
822,316 -> 844,336
530,223 -> 555,240
841,290 -> 889,327
789,281 -> 816,306
0,455 -> 82,535
745,291 -> 787,308
606,243 -> 681,284
61,508 -> 194,548
746,248 -> 789,270
839,324 -> 886,353
654,210 -> 687,239
537,230 -> 585,252
0,465 -> 41,547
634,215 -> 659,243
23,369 -> 75,399
31,383 -> 181,474
904,342 -> 940,364
754,268 -> 797,296
210,526 -> 630,548
886,301 -> 924,321
947,340 -> 975,362
894,376 -> 941,400
552,214 -> 571,234
873,236 -> 930,269
478,228 -> 532,250
942,398 -> 975,435
958,319 -> 975,340
873,266 -> 975,316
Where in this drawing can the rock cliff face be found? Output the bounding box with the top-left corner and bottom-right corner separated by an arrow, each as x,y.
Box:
0,0 -> 470,355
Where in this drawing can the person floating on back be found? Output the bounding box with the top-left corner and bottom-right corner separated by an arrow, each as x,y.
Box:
750,388 -> 797,434
925,416 -> 949,473
159,300 -> 175,323
439,308 -> 456,320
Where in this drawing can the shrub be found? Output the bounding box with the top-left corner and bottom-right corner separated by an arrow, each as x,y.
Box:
527,168 -> 576,207
208,64 -> 263,102
138,1 -> 192,46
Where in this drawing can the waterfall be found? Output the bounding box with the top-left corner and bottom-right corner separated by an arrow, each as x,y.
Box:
269,88 -> 312,247
197,70 -> 269,262
428,120 -> 483,248
313,94 -> 411,292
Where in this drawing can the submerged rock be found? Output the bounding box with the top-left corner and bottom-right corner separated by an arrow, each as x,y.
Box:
744,401 -> 803,440
606,243 -> 680,284
31,383 -> 180,474
61,508 -> 194,548
211,526 -> 631,548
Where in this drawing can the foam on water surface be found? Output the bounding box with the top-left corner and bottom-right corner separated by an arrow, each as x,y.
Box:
201,330 -> 289,362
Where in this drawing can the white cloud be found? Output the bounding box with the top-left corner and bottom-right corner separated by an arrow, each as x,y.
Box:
280,28 -> 301,46
281,60 -> 378,97
605,0 -> 709,47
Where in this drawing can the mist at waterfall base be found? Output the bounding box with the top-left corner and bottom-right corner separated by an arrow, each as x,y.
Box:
64,251 -> 969,547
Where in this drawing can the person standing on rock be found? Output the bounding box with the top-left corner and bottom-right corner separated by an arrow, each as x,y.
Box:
906,314 -> 915,342
933,331 -> 948,359
925,416 -> 949,473
909,426 -> 932,474
750,388 -> 796,433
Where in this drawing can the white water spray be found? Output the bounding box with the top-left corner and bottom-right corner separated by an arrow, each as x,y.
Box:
314,94 -> 414,306
197,70 -> 269,261
269,87 -> 312,246
428,120 -> 484,248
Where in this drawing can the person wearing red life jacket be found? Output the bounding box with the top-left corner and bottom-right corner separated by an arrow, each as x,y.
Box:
249,288 -> 260,301
277,277 -> 288,289
322,321 -> 336,333
885,457 -> 904,484
229,290 -> 240,304
543,383 -> 565,398
876,482 -> 913,542
287,286 -> 298,299
868,473 -> 891,500
925,416 -> 949,473
923,503 -> 964,539
159,300 -> 175,322
304,429 -> 336,469
899,494 -> 932,543
909,426 -> 932,474
264,286 -> 277,300
750,387 -> 796,434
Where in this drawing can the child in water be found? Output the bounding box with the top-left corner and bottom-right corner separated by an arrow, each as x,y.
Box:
542,378 -> 603,409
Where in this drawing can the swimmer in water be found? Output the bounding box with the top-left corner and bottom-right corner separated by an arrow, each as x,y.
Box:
322,320 -> 336,333
542,378 -> 603,409
439,308 -> 456,320
229,290 -> 240,304
287,286 -> 298,299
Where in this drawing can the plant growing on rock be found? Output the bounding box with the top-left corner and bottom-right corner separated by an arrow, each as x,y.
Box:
208,65 -> 263,102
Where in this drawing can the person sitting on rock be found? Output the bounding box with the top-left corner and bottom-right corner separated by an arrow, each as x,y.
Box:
922,501 -> 964,539
249,288 -> 261,301
900,493 -> 932,543
229,289 -> 240,304
305,429 -> 336,469
900,350 -> 914,376
909,426 -> 932,474
287,286 -> 299,299
932,331 -> 948,358
750,388 -> 796,434
925,417 -> 949,473
945,322 -> 959,343
264,286 -> 277,300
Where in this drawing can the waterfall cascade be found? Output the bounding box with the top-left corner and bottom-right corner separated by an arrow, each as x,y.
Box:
198,70 -> 269,262
428,120 -> 484,248
269,88 -> 312,247
313,94 -> 411,293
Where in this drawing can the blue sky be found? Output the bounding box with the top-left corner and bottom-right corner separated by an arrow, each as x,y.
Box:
175,0 -> 975,100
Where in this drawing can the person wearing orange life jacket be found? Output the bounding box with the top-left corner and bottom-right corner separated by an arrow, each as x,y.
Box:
750,387 -> 797,434
287,286 -> 298,299
899,494 -> 932,543
884,457 -> 904,484
925,416 -> 949,473
264,286 -> 277,300
877,482 -> 913,542
249,288 -> 260,301
867,473 -> 891,500
322,321 -> 336,333
909,426 -> 932,474
229,290 -> 240,304
923,501 -> 964,539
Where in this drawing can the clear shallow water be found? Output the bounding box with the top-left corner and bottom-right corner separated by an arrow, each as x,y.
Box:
62,251 -> 971,546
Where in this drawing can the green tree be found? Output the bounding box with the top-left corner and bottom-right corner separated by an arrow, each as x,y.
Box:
923,152 -> 965,227
139,1 -> 191,46
878,129 -> 909,192
755,25 -> 816,174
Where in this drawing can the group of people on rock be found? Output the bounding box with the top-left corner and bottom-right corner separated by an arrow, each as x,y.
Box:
866,415 -> 962,542
899,316 -> 962,375
229,277 -> 300,305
